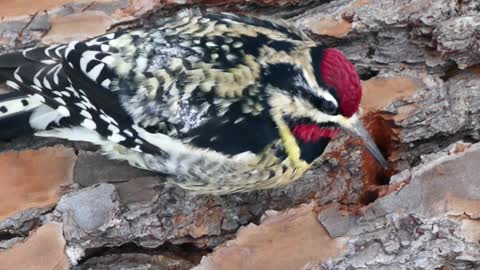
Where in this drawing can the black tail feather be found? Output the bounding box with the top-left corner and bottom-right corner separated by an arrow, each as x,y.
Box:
0,52 -> 33,68
0,108 -> 35,139
0,92 -> 38,139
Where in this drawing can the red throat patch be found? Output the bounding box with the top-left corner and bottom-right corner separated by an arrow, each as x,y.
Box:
320,48 -> 362,118
292,124 -> 339,143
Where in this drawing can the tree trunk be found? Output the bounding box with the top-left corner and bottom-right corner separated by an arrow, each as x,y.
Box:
0,1 -> 479,269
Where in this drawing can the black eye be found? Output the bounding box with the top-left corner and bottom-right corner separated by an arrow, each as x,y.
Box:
309,96 -> 338,115
323,100 -> 338,115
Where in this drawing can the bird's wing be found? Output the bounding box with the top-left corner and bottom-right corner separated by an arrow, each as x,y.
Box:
1,11 -> 305,157
0,39 -> 166,155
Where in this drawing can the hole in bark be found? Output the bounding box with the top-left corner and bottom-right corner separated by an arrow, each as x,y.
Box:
79,242 -> 212,266
358,68 -> 379,81
360,189 -> 379,205
355,112 -> 400,205
0,232 -> 23,241
360,113 -> 398,186
440,63 -> 480,81
376,171 -> 391,186
366,47 -> 376,59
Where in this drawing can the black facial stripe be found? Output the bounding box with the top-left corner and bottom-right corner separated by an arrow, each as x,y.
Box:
299,91 -> 339,115
262,62 -> 338,115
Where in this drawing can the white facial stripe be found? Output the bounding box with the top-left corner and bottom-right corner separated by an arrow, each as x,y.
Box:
268,91 -> 348,125
301,68 -> 338,107
315,88 -> 338,106
294,71 -> 338,108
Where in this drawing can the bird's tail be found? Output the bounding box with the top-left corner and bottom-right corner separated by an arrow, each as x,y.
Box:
0,91 -> 51,139
0,51 -> 38,139
0,92 -> 39,139
0,48 -> 65,140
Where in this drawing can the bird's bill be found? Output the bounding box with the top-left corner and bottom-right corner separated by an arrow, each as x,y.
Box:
339,115 -> 389,169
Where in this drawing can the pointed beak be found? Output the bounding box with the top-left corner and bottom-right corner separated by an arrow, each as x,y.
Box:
340,115 -> 389,169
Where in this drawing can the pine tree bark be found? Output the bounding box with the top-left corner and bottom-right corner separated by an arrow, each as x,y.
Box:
0,1 -> 479,269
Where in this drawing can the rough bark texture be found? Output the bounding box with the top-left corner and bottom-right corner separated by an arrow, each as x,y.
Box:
0,1 -> 479,269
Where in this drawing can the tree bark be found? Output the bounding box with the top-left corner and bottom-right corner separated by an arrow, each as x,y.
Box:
0,1 -> 479,269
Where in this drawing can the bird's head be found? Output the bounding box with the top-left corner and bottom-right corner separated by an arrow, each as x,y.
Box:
266,47 -> 388,168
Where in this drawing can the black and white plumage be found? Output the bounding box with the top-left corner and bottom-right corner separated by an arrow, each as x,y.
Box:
0,10 -> 387,194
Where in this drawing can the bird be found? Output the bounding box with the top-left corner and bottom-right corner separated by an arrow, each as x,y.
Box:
0,9 -> 388,195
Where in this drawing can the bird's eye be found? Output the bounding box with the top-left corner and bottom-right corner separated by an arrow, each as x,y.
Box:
309,96 -> 338,115
322,101 -> 338,115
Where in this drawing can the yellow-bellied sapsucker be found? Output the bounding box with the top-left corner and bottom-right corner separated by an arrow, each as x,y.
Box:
0,10 -> 387,194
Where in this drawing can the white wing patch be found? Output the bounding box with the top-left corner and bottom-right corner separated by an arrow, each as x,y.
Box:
0,95 -> 42,118
29,105 -> 62,130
